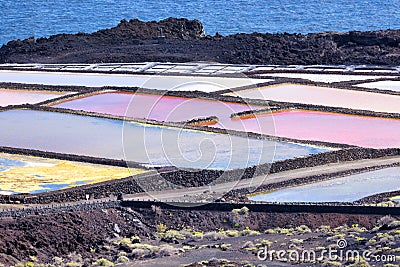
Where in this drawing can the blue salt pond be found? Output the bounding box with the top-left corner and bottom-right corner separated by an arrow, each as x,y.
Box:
0,110 -> 330,170
0,158 -> 26,171
30,183 -> 71,194
249,167 -> 400,202
355,80 -> 400,93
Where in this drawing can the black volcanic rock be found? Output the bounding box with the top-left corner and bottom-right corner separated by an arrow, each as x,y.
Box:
0,18 -> 399,65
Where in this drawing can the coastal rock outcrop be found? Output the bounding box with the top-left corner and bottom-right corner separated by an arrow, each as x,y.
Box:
0,18 -> 399,65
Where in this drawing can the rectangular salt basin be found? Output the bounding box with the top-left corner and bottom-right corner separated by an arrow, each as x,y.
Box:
216,110 -> 400,149
226,84 -> 400,114
355,80 -> 400,92
54,92 -> 261,124
0,110 -> 330,170
249,167 -> 400,203
0,70 -> 267,93
0,88 -> 72,107
259,73 -> 391,83
0,153 -> 145,194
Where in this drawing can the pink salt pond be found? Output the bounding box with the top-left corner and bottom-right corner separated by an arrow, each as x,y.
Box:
0,89 -> 72,107
226,84 -> 400,114
217,110 -> 400,149
54,92 -> 262,125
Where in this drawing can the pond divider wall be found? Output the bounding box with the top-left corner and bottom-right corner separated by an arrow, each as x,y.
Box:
120,200 -> 400,216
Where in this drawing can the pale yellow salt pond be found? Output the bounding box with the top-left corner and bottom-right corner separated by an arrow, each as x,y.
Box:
0,153 -> 147,194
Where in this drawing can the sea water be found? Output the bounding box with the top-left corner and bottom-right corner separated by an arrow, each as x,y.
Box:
1,0 -> 399,45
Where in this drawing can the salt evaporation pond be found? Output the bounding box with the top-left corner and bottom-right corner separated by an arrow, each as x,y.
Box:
249,167 -> 400,202
0,88 -> 72,107
54,92 -> 261,124
355,80 -> 400,92
0,152 -> 144,194
216,110 -> 400,148
260,73 -> 390,83
226,84 -> 400,114
0,70 -> 264,92
0,157 -> 26,172
0,110 -> 330,170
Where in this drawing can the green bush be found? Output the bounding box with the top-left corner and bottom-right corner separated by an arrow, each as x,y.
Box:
220,243 -> 231,251
116,256 -> 130,264
232,206 -> 249,217
220,229 -> 239,237
65,262 -> 82,267
159,230 -> 186,242
240,227 -> 261,236
113,238 -> 131,245
204,231 -> 227,240
92,258 -> 114,267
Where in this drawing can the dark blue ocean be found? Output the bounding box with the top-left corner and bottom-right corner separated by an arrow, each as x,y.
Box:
0,0 -> 399,45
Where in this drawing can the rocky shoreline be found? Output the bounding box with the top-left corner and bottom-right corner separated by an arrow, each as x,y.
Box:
1,18 -> 400,65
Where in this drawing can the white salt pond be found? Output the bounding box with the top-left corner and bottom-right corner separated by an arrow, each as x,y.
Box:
0,70 -> 267,92
355,80 -> 400,92
259,73 -> 392,83
249,167 -> 400,202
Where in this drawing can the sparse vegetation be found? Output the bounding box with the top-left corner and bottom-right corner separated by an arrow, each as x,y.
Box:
91,258 -> 114,267
240,227 -> 261,236
204,231 -> 227,240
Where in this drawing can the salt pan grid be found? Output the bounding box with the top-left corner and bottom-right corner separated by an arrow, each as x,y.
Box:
54,92 -> 262,125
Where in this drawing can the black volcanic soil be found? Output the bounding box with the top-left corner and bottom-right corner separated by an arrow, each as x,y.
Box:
0,205 -> 398,266
1,18 -> 400,65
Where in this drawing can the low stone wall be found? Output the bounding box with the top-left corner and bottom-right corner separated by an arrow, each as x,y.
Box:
121,200 -> 400,216
181,116 -> 219,126
0,200 -> 120,218
356,190 -> 400,204
1,199 -> 399,220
